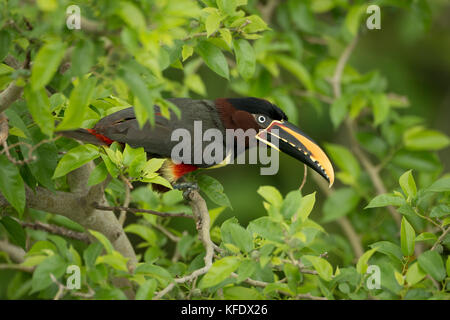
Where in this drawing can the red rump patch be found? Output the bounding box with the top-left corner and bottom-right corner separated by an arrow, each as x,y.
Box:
86,129 -> 114,145
172,163 -> 198,180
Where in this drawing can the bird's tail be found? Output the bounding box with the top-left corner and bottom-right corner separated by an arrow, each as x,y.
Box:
57,128 -> 108,145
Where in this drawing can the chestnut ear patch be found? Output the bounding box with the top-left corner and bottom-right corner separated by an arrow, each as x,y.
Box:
231,110 -> 260,131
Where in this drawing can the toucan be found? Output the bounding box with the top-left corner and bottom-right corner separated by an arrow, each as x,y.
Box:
60,97 -> 334,189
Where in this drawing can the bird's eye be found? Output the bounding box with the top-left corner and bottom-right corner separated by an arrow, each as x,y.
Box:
257,115 -> 266,123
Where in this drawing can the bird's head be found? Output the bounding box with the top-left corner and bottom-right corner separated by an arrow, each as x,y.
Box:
215,97 -> 335,187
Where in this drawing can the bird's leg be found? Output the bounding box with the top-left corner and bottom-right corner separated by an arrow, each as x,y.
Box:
173,181 -> 199,200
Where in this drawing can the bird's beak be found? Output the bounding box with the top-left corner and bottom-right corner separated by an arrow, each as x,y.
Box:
256,120 -> 335,187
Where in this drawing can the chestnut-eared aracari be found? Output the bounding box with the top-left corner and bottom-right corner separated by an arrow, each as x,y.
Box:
60,97 -> 334,188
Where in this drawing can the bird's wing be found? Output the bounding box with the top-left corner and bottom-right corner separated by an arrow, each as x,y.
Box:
94,99 -> 225,163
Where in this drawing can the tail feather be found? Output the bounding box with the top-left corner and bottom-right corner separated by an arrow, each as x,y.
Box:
57,129 -> 107,145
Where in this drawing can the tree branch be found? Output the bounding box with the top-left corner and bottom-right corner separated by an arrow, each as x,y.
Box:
93,203 -> 192,219
154,190 -> 214,300
0,51 -> 30,113
19,220 -> 90,243
0,240 -> 26,263
330,34 -> 401,227
0,164 -> 138,271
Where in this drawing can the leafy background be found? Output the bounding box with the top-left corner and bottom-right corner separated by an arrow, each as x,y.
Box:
0,0 -> 449,300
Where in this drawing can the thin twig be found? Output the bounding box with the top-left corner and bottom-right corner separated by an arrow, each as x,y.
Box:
312,172 -> 364,258
92,203 -> 193,219
299,164 -> 308,191
0,113 -> 8,145
431,226 -> 450,251
19,220 -> 90,243
182,19 -> 251,41
0,136 -> 61,165
118,175 -> 132,226
296,293 -> 328,300
154,224 -> 181,242
0,263 -> 33,272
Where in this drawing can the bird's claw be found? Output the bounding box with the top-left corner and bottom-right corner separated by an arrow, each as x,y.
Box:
173,182 -> 199,200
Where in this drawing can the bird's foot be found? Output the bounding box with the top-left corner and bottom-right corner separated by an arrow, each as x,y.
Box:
173,182 -> 199,200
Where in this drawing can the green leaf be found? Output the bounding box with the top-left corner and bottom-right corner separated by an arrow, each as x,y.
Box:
427,177 -> 450,193
365,193 -> 405,209
197,175 -> 232,208
284,263 -> 301,294
235,259 -> 256,283
274,55 -> 314,91
280,190 -> 302,219
399,170 -> 417,199
142,158 -> 166,175
415,232 -> 437,242
181,44 -> 194,61
72,39 -> 95,77
371,93 -> 390,126
356,248 -> 378,274
31,40 -> 66,90
0,216 -> 26,249
136,279 -> 157,300
83,242 -> 103,268
220,218 -> 253,253
24,85 -> 54,137
322,188 -> 360,223
205,11 -> 221,37
345,5 -> 365,36
88,162 -> 108,186
257,185 -> 283,207
89,230 -> 114,254
135,264 -> 173,286
117,1 -> 146,31
296,192 -> 316,222
417,250 -> 446,281
401,217 -> 415,256
330,95 -> 350,128
392,151 -> 441,173
196,40 -> 229,79
96,250 -> 129,272
123,144 -> 146,177
199,256 -> 241,289
124,224 -> 157,245
287,1 -> 315,33
119,67 -> 156,127
430,204 -> 450,218
404,126 -> 450,151
21,128 -> 57,190
406,262 -> 426,286
233,39 -> 255,79
325,144 -> 360,182
303,255 -> 333,281
56,77 -> 97,130
223,286 -> 264,300
369,241 -> 403,262
0,155 -> 25,214
53,144 -> 100,178
31,255 -> 67,293
446,256 -> 450,277
248,216 -> 284,242
217,0 -> 237,15
0,30 -> 11,61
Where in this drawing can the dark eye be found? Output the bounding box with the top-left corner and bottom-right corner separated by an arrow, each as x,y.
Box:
257,115 -> 266,123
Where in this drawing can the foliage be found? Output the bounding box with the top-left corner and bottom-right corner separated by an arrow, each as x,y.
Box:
0,0 -> 449,300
